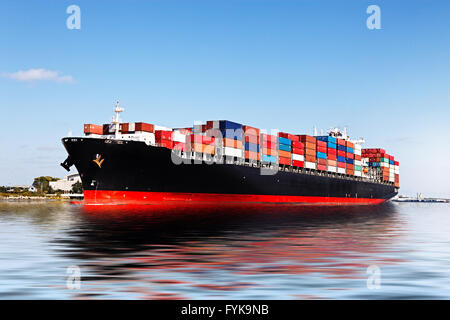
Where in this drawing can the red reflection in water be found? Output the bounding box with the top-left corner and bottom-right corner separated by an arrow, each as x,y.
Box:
65,203 -> 404,299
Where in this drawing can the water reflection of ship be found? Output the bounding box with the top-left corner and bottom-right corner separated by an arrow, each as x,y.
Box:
59,204 -> 405,299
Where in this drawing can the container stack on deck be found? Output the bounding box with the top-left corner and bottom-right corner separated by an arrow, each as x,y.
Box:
298,135 -> 316,170
362,148 -> 399,185
84,119 -> 399,187
277,133 -> 293,166
262,134 -> 277,164
243,126 -> 260,162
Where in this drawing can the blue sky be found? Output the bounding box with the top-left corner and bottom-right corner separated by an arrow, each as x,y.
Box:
1,0 -> 449,197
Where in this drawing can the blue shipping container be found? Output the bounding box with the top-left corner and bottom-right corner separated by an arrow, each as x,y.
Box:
337,156 -> 346,163
346,158 -> 354,164
278,136 -> 291,145
389,160 -> 395,165
327,142 -> 337,149
262,155 -> 277,163
279,143 -> 291,152
317,152 -> 327,159
245,142 -> 259,152
220,128 -> 243,140
219,120 -> 242,130
315,136 -> 337,144
337,145 -> 346,152
346,147 -> 354,154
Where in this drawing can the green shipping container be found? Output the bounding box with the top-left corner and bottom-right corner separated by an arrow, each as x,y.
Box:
355,165 -> 362,171
381,158 -> 389,163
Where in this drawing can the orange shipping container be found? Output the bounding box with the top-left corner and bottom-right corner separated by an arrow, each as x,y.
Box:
305,148 -> 316,156
191,143 -> 215,154
328,160 -> 337,167
263,147 -> 277,156
278,150 -> 291,158
242,126 -> 260,137
297,135 -> 316,144
245,150 -> 260,160
346,141 -> 354,148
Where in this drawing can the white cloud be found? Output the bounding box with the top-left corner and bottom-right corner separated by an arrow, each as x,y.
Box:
3,68 -> 74,83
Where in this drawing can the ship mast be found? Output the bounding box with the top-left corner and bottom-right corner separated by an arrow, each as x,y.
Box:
112,101 -> 124,139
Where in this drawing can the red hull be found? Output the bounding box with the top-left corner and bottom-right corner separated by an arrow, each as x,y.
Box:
83,190 -> 386,206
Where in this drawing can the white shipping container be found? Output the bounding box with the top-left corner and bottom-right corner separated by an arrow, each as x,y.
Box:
172,131 -> 187,143
337,167 -> 346,174
354,149 -> 362,156
292,154 -> 304,161
327,166 -> 337,172
354,160 -> 362,166
354,144 -> 362,150
223,147 -> 243,158
128,122 -> 135,132
380,162 -> 389,168
354,171 -> 362,177
305,161 -> 316,169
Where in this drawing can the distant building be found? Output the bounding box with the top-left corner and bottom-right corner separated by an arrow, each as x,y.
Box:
49,174 -> 81,192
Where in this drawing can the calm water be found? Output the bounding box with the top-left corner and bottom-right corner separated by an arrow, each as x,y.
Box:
1,201 -> 450,299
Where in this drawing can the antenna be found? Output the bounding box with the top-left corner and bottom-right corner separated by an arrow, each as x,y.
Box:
112,100 -> 124,139
313,126 -> 317,136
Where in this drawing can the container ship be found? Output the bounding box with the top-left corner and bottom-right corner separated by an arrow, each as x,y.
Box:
61,104 -> 399,206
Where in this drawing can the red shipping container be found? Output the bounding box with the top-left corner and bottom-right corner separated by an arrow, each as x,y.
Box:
156,130 -> 173,141
245,135 -> 259,144
84,124 -> 103,135
292,147 -> 304,155
354,154 -> 361,161
262,140 -> 275,149
243,125 -> 260,137
297,135 -> 316,144
279,132 -> 298,142
389,155 -> 394,160
346,152 -> 353,159
347,164 -> 354,170
346,169 -> 354,175
317,164 -> 327,171
317,158 -> 327,165
328,154 -> 337,161
337,139 -> 346,146
394,161 -> 399,166
337,161 -> 346,168
327,148 -> 336,155
317,146 -> 327,153
337,150 -> 346,157
316,140 -> 327,148
262,134 -> 277,143
159,139 -> 173,149
135,122 -> 154,133
173,142 -> 186,151
292,160 -> 304,167
278,156 -> 291,165
292,141 -> 304,149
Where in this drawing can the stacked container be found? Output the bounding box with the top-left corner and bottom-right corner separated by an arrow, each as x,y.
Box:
345,141 -> 354,175
261,134 -> 277,163
172,128 -> 191,151
277,133 -> 292,166
316,136 -> 337,173
316,139 -> 327,171
336,138 -> 346,174
298,135 -> 316,170
218,120 -> 243,159
189,134 -> 215,155
155,130 -> 173,149
243,125 -> 260,162
291,139 -> 305,168
354,143 -> 362,177
394,161 -> 400,187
